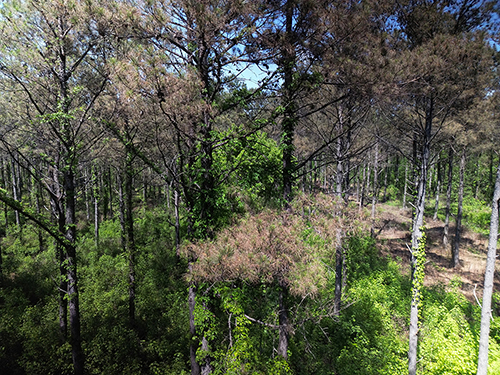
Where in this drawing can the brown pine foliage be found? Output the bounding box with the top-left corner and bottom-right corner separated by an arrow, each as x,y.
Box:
181,193 -> 363,297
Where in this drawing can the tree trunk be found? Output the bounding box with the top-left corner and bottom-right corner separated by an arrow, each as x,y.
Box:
361,162 -> 370,210
403,161 -> 409,209
189,283 -> 201,375
50,165 -> 68,344
277,286 -> 289,360
443,146 -> 454,246
334,228 -> 344,315
93,166 -> 100,249
118,171 -> 126,253
1,158 -> 8,233
125,154 -> 137,327
476,160 -> 500,375
281,0 -> 296,206
174,188 -> 180,249
408,96 -> 433,375
433,156 -> 441,220
371,141 -> 379,219
474,154 -> 481,199
11,156 -> 20,227
452,146 -> 466,268
63,167 -> 84,375
33,174 -> 45,253
336,105 -> 345,198
383,161 -> 389,202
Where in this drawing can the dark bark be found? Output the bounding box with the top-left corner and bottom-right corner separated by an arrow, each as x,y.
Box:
371,141 -> 379,219
118,172 -> 126,253
474,155 -> 481,199
92,166 -> 100,249
125,154 -> 137,327
433,155 -> 441,220
361,162 -> 371,210
334,229 -> 344,315
281,0 -> 297,207
443,146 -> 454,246
33,175 -> 45,253
11,156 -> 20,227
452,146 -> 466,268
189,283 -> 201,375
383,161 -> 389,202
476,160 -> 500,375
174,188 -> 180,249
403,162 -> 409,209
1,159 -> 8,234
277,287 -> 289,360
63,167 -> 84,375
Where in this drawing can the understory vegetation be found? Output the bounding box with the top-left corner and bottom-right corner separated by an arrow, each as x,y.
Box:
1,190 -> 499,374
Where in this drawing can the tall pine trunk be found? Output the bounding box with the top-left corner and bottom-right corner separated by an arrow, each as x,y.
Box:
63,166 -> 84,375
371,141 -> 379,219
452,146 -> 466,268
476,160 -> 500,375
433,156 -> 441,220
125,154 -> 137,327
408,96 -> 433,375
443,146 -> 454,246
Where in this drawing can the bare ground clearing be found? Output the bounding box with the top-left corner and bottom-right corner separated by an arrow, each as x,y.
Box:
373,204 -> 499,305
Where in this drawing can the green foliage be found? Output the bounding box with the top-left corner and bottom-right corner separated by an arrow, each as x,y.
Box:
346,235 -> 385,282
460,196 -> 491,235
419,285 -> 482,375
412,229 -> 427,316
335,259 -> 409,375
214,127 -> 283,210
2,196 -> 498,375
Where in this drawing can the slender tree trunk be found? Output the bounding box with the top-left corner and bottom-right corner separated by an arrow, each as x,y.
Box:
1,158 -> 8,233
371,141 -> 379,219
33,174 -> 45,253
93,166 -> 100,249
58,13 -> 83,369
189,282 -> 201,375
361,162 -> 370,210
343,130 -> 352,201
452,146 -> 466,268
84,169 -> 91,222
408,96 -> 433,375
383,161 -> 389,202
443,146 -> 454,246
108,167 -> 114,219
63,167 -> 84,375
125,154 -> 136,327
433,156 -> 441,220
281,1 -> 296,206
403,162 -> 409,209
476,160 -> 500,375
334,228 -> 344,315
336,105 -> 345,198
356,166 -> 360,202
118,171 -> 126,253
474,154 -> 481,199
489,151 -> 494,199
277,286 -> 289,360
174,188 -> 180,249
11,156 -> 20,227
50,165 -> 68,344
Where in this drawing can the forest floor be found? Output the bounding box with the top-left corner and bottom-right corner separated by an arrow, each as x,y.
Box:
374,203 -> 498,304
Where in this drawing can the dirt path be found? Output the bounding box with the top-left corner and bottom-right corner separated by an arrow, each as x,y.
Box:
374,204 -> 499,303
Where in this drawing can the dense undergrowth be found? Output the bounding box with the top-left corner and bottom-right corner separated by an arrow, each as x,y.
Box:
0,197 -> 499,374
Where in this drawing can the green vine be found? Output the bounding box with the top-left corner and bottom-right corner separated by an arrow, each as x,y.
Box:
412,227 -> 427,317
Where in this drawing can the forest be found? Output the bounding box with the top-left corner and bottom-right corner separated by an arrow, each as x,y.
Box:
0,0 -> 499,374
